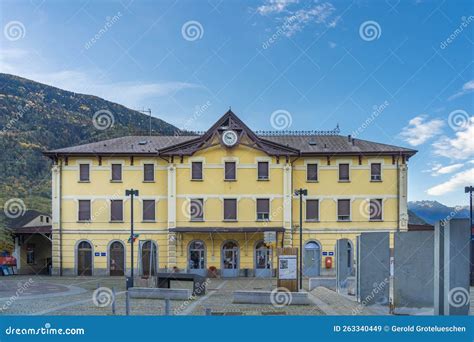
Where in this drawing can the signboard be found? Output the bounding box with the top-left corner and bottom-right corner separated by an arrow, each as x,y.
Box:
278,255 -> 297,280
264,231 -> 276,244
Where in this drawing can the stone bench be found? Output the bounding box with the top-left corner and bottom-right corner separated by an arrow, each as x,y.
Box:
129,287 -> 191,300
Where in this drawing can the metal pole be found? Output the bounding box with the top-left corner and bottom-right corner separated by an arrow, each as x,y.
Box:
125,290 -> 130,316
470,189 -> 473,286
299,190 -> 303,291
112,287 -> 116,315
131,191 -> 134,286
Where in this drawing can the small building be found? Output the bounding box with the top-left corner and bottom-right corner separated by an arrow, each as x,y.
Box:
8,210 -> 52,275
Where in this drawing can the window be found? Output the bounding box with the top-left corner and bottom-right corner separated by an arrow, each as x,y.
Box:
191,162 -> 203,180
371,163 -> 382,181
78,200 -> 91,221
143,200 -> 156,221
223,199 -> 237,221
307,163 -> 318,181
190,199 -> 204,221
79,164 -> 90,182
26,244 -> 35,264
257,161 -> 269,180
306,199 -> 319,221
224,162 -> 236,180
369,199 -> 383,221
256,199 -> 270,221
337,199 -> 350,221
338,163 -> 350,181
110,200 -> 123,221
111,164 -> 122,181
40,216 -> 43,222
144,164 -> 155,182
46,217 -> 50,223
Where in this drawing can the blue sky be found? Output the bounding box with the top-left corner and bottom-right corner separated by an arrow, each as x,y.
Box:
0,0 -> 473,206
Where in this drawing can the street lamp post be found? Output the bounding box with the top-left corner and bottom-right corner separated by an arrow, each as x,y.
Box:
125,189 -> 139,289
295,188 -> 308,291
465,186 -> 474,285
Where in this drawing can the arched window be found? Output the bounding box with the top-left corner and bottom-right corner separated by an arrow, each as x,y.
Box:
255,241 -> 271,270
189,240 -> 205,270
141,241 -> 158,276
77,241 -> 92,276
109,241 -> 125,276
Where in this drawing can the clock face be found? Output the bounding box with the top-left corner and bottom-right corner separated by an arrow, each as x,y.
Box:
222,130 -> 238,147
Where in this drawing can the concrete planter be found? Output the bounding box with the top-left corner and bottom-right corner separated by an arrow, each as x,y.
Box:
129,287 -> 191,300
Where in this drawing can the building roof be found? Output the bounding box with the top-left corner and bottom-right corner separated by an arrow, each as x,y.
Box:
6,210 -> 48,229
44,110 -> 416,157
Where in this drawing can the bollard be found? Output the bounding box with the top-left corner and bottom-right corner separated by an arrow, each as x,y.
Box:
205,308 -> 212,316
111,287 -> 116,315
164,298 -> 171,316
125,291 -> 130,316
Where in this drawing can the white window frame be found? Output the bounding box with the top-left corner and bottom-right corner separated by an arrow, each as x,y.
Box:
256,197 -> 271,221
78,160 -> 92,182
337,198 -> 351,222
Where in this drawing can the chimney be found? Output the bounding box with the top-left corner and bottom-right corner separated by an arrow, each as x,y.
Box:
347,135 -> 352,142
352,138 -> 356,146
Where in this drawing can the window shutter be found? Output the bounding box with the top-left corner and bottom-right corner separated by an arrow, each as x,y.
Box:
79,164 -> 89,181
307,164 -> 318,181
192,162 -> 203,180
224,199 -> 237,220
78,200 -> 91,221
257,199 -> 269,213
190,199 -> 204,220
111,200 -> 123,221
370,199 -> 382,220
338,199 -> 350,217
339,164 -> 349,180
143,200 -> 155,221
111,164 -> 122,181
225,162 -> 236,180
258,162 -> 269,179
306,200 -> 319,220
144,164 -> 154,181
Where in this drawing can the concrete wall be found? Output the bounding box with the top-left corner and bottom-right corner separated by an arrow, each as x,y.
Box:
356,232 -> 389,305
435,219 -> 470,315
393,231 -> 434,309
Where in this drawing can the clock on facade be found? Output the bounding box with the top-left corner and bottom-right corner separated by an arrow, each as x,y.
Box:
222,130 -> 238,147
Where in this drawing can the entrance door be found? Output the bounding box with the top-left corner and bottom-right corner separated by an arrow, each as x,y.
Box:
77,241 -> 92,276
141,241 -> 157,276
303,241 -> 321,277
188,240 -> 206,276
255,241 -> 272,278
109,241 -> 125,276
221,241 -> 239,277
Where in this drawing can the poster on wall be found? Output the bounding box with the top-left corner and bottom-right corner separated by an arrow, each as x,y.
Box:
278,255 -> 297,280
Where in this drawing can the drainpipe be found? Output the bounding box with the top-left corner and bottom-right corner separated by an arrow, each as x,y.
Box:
396,154 -> 400,232
59,158 -> 63,276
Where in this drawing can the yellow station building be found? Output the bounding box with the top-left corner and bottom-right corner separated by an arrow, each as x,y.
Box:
44,111 -> 416,277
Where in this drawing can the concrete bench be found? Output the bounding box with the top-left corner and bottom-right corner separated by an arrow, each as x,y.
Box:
129,287 -> 191,300
233,290 -> 310,305
156,272 -> 207,296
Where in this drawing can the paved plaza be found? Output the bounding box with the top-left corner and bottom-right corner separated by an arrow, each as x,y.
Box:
0,276 -> 472,316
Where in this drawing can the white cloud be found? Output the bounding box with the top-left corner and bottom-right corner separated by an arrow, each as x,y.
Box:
257,0 -> 299,15
0,48 -> 201,109
399,115 -> 444,146
257,1 -> 337,37
448,79 -> 474,100
427,168 -> 474,196
432,117 -> 474,159
433,163 -> 464,175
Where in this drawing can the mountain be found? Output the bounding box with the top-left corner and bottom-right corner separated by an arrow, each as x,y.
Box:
408,209 -> 429,225
0,73 -> 180,214
408,200 -> 470,225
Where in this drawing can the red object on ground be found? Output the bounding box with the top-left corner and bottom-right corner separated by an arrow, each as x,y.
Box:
0,256 -> 17,266
325,256 -> 332,269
